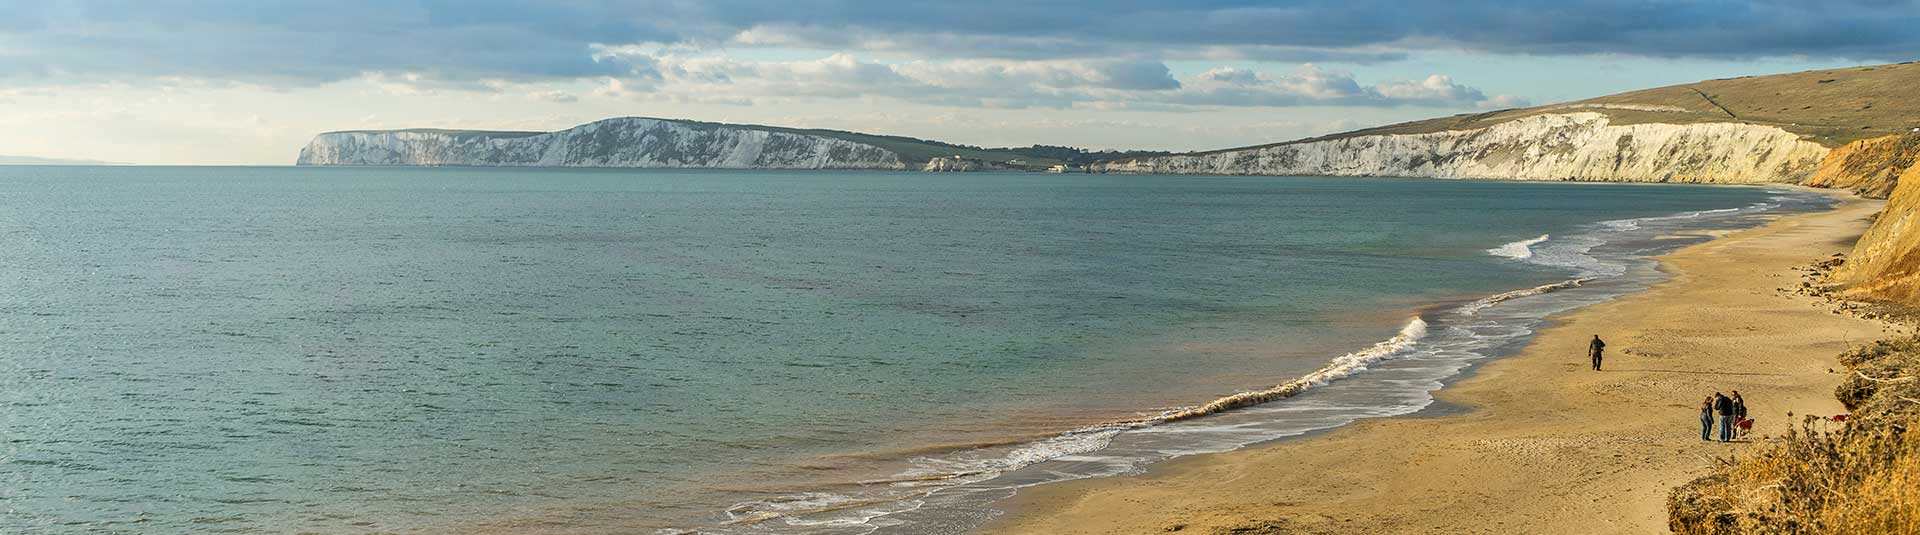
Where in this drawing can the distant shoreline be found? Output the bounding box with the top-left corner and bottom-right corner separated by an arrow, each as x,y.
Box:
17,163 -> 1839,191
0,156 -> 123,165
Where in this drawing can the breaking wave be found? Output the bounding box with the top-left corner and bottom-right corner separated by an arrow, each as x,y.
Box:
1488,234 -> 1550,259
1601,206 -> 1750,231
715,316 -> 1432,528
1154,317 -> 1428,423
1457,278 -> 1594,316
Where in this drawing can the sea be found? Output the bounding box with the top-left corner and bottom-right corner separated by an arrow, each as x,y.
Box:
0,166 -> 1829,534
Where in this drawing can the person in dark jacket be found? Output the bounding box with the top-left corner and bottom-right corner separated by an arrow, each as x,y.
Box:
1730,390 -> 1747,439
1699,396 -> 1716,441
1588,335 -> 1606,371
1714,392 -> 1735,442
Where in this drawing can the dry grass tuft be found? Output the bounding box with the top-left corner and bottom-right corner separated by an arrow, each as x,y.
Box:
1669,336 -> 1920,535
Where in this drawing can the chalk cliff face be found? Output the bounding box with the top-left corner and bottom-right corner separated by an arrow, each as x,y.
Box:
1092,113 -> 1828,184
296,117 -> 906,170
921,156 -> 1011,172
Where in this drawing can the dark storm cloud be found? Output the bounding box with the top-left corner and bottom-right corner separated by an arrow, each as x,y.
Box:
1,0 -> 1914,86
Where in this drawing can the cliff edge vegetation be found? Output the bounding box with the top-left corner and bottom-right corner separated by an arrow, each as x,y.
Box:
1669,337 -> 1920,534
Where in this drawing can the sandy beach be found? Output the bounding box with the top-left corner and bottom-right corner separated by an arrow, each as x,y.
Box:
980,191 -> 1895,535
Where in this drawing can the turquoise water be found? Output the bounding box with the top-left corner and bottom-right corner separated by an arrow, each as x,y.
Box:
0,167 -> 1810,534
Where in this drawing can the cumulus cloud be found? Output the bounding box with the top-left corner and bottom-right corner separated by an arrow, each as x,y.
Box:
590,51 -> 922,103
1167,65 -> 1501,108
525,89 -> 579,103
1476,94 -> 1533,110
895,59 -> 1179,91
1371,75 -> 1483,104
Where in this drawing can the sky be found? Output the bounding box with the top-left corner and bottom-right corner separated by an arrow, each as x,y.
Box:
0,1 -> 1916,165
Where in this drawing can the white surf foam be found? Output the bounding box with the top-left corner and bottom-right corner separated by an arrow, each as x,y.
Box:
716,316 -> 1433,530
1488,234 -> 1550,260
1156,317 -> 1428,423
1457,278 -> 1594,316
1599,206 -> 1752,232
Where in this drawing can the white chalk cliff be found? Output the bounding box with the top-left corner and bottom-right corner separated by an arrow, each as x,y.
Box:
296,117 -> 906,170
922,156 -> 1002,172
1093,112 -> 1827,184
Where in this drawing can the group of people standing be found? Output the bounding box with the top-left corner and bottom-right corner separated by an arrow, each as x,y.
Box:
1700,391 -> 1747,442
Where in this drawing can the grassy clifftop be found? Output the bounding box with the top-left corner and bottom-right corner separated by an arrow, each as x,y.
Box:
1229,62 -> 1920,155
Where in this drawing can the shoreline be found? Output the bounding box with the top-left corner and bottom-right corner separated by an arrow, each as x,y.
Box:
692,185 -> 1829,534
977,190 -> 1891,534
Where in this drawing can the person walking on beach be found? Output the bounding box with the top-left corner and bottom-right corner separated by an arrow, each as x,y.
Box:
1730,391 -> 1747,439
1700,396 -> 1716,441
1588,335 -> 1606,371
1728,393 -> 1743,442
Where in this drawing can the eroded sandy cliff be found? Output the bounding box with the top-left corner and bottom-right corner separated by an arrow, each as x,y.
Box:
1807,133 -> 1920,198
1830,134 -> 1920,303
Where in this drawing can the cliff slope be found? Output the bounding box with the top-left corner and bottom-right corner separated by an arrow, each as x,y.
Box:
1096,62 -> 1920,185
297,117 -> 908,169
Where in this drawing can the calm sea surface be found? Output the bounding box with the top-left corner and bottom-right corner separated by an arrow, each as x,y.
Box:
0,167 -> 1812,533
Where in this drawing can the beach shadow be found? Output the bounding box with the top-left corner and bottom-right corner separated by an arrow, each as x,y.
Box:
1608,368 -> 1788,377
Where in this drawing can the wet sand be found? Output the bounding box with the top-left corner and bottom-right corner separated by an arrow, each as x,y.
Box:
980,192 -> 1895,534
